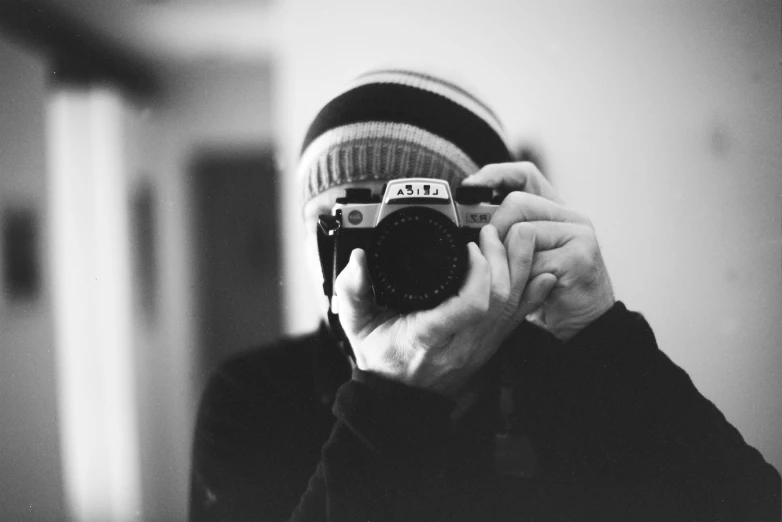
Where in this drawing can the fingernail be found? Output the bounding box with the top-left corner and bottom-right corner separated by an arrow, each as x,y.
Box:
488,224 -> 499,236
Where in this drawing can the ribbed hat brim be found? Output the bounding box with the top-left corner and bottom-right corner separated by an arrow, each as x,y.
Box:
299,69 -> 512,202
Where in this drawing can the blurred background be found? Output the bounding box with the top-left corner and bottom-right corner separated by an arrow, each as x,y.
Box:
0,0 -> 779,520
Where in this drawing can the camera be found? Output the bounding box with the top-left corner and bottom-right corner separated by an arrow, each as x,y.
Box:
317,178 -> 503,312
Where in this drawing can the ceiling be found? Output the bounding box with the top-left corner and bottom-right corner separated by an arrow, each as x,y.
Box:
40,0 -> 278,63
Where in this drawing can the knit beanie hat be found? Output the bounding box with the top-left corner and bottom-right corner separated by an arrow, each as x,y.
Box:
298,69 -> 513,203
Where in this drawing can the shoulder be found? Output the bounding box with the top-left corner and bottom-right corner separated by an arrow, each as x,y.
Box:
198,331 -> 323,417
216,331 -> 323,385
192,330 -> 331,466
190,331 -> 336,518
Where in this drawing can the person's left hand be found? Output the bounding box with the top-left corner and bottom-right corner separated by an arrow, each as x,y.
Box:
462,162 -> 615,341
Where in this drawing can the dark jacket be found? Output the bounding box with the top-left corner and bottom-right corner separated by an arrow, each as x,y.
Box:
189,302 -> 780,521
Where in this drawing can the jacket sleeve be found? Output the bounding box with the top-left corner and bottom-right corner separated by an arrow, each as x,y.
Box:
289,370 -> 457,522
518,301 -> 781,521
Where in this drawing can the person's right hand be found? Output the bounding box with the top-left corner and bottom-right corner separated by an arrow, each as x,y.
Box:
333,225 -> 557,398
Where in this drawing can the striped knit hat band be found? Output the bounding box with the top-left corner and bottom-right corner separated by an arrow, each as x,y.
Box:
298,69 -> 512,203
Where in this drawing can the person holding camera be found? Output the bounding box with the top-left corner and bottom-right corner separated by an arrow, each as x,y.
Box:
189,70 -> 780,521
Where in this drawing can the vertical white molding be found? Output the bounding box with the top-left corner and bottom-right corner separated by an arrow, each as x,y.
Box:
47,88 -> 141,522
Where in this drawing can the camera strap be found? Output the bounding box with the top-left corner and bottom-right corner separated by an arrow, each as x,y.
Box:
326,308 -> 355,362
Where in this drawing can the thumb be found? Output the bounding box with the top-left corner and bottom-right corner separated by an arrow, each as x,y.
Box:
514,272 -> 557,322
334,249 -> 376,339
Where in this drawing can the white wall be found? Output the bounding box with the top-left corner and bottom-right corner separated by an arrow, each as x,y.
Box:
0,36 -> 65,520
274,0 -> 782,474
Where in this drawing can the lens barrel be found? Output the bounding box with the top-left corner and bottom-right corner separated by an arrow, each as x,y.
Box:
367,207 -> 467,311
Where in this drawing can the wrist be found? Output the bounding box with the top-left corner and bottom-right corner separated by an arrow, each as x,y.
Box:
553,298 -> 616,341
354,341 -> 479,399
533,279 -> 616,340
337,370 -> 456,454
563,300 -> 642,350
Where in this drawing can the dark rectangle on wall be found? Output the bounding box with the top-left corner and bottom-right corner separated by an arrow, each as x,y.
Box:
2,207 -> 40,301
192,148 -> 282,378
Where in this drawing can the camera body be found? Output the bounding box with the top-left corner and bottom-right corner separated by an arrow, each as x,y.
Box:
317,178 -> 502,312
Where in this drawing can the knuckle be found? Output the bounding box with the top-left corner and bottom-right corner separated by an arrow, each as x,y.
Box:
503,190 -> 527,208
491,285 -> 511,305
516,247 -> 535,268
466,292 -> 491,317
583,236 -> 601,263
580,265 -> 602,291
510,221 -> 534,240
480,162 -> 503,175
507,286 -> 525,307
573,243 -> 594,266
517,161 -> 539,176
572,212 -> 593,228
539,257 -> 560,277
508,224 -> 535,258
498,304 -> 519,325
570,241 -> 603,288
574,225 -> 597,245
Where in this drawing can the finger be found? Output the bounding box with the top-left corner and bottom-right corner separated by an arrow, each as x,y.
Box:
491,192 -> 589,241
516,273 -> 557,320
334,249 -> 377,338
413,242 -> 491,344
504,220 -> 587,253
528,246 -> 572,281
525,224 -> 598,280
504,222 -> 536,308
479,225 -> 511,307
462,162 -> 564,204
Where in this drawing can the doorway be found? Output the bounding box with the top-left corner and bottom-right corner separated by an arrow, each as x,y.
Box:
191,148 -> 281,380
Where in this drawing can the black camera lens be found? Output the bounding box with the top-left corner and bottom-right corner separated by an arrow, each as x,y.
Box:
367,207 -> 467,311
